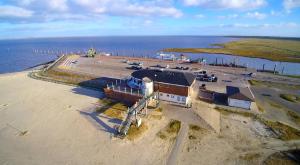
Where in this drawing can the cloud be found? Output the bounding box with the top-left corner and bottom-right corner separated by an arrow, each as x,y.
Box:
219,22 -> 299,29
182,0 -> 267,10
195,14 -> 205,18
246,12 -> 267,19
0,5 -> 33,18
218,14 -> 239,19
283,0 -> 300,11
3,0 -> 183,23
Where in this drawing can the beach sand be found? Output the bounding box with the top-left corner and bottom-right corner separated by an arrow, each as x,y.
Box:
0,72 -> 171,165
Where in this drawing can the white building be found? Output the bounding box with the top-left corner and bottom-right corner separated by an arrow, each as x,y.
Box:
226,86 -> 254,110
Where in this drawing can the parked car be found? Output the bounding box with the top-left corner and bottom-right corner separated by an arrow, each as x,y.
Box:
197,74 -> 218,82
153,64 -> 169,69
127,66 -> 142,70
194,70 -> 207,76
129,62 -> 143,66
174,66 -> 189,70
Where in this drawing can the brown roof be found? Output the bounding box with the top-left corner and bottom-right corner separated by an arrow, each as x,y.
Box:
226,86 -> 253,102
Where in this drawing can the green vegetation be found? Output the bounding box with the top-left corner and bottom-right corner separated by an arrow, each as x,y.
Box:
257,105 -> 265,113
157,120 -> 181,140
261,119 -> 300,141
248,80 -> 300,90
127,122 -> 148,141
287,111 -> 300,124
215,106 -> 300,140
189,124 -> 201,131
166,120 -> 181,134
239,153 -> 261,162
280,94 -> 300,103
164,38 -> 300,63
268,101 -> 282,108
214,106 -> 254,118
280,74 -> 300,79
102,102 -> 127,120
264,152 -> 298,165
155,107 -> 163,112
248,80 -> 261,86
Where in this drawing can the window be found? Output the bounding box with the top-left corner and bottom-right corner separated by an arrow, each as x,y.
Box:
167,94 -> 170,97
160,93 -> 163,96
177,96 -> 180,101
171,95 -> 175,98
181,97 -> 186,102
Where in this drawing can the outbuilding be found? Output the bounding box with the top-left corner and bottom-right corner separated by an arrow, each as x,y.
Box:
226,86 -> 254,110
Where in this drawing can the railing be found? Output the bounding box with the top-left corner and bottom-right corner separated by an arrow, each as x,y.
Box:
118,92 -> 159,136
106,80 -> 143,97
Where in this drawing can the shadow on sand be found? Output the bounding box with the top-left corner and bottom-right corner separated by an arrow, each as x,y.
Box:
71,77 -> 121,99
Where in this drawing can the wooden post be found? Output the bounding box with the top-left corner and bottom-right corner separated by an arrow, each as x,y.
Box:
281,66 -> 285,75
262,64 -> 265,71
273,64 -> 277,74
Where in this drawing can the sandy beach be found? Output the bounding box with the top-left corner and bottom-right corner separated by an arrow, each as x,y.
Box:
0,72 -> 173,165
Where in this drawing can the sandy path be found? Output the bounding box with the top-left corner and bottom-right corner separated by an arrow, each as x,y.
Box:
167,122 -> 188,165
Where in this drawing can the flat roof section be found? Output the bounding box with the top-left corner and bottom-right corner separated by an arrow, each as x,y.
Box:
226,86 -> 254,102
131,69 -> 196,87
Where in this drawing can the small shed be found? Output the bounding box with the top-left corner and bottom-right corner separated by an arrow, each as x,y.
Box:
226,86 -> 254,110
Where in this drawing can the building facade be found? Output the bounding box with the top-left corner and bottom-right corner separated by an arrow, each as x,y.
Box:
129,69 -> 196,106
226,86 -> 254,110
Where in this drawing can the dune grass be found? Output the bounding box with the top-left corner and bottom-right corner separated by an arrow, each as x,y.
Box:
287,111 -> 300,124
157,120 -> 181,140
164,38 -> 300,63
261,119 -> 300,141
280,94 -> 300,103
127,122 -> 148,141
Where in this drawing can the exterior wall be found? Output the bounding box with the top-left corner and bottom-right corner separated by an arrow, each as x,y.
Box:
142,81 -> 153,97
154,82 -> 189,96
158,92 -> 188,105
104,88 -> 142,105
228,98 -> 251,110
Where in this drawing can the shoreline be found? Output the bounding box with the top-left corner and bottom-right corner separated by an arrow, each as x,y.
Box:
163,38 -> 300,63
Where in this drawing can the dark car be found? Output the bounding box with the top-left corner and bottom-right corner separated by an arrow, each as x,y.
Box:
127,66 -> 142,70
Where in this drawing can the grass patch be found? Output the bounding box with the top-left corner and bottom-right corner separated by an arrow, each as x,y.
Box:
100,102 -> 127,120
189,124 -> 201,131
150,114 -> 162,120
157,120 -> 181,140
164,38 -> 300,63
280,94 -> 300,103
239,153 -> 261,161
155,107 -> 163,112
287,111 -> 300,124
127,122 -> 148,141
257,105 -> 265,112
188,135 -> 196,140
268,101 -> 282,108
216,105 -> 300,140
214,106 -> 254,118
166,120 -> 181,134
157,131 -> 167,140
248,80 -> 261,86
280,74 -> 300,79
261,119 -> 300,140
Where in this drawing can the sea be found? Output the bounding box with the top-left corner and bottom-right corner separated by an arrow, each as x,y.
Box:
0,36 -> 300,75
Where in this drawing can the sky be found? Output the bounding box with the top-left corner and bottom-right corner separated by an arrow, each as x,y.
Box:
0,0 -> 300,39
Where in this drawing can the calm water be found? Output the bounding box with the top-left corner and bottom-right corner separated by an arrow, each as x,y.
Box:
0,36 -> 300,75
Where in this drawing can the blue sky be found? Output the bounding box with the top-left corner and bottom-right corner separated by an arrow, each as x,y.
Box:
0,0 -> 300,39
